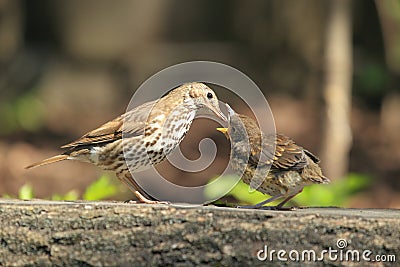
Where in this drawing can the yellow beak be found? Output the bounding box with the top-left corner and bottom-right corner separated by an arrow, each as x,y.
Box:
216,127 -> 229,139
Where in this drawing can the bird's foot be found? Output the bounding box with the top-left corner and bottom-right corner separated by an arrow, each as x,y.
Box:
237,204 -> 264,209
259,206 -> 296,211
125,199 -> 170,205
124,191 -> 170,205
237,204 -> 296,211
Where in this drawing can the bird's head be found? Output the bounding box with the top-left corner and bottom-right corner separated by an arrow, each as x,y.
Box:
216,104 -> 250,143
182,82 -> 227,122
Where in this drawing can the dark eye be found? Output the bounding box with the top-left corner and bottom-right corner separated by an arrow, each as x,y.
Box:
207,92 -> 213,99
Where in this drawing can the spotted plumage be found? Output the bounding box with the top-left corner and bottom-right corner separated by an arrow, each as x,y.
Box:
217,104 -> 329,209
27,82 -> 226,203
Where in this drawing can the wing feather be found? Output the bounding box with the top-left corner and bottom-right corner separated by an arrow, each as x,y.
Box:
247,132 -> 308,171
61,100 -> 158,148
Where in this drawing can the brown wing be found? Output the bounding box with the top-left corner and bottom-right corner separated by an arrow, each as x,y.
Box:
61,100 -> 158,148
248,133 -> 308,171
271,134 -> 307,171
236,114 -> 308,171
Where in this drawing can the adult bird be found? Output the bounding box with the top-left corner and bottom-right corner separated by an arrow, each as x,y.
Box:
27,82 -> 226,203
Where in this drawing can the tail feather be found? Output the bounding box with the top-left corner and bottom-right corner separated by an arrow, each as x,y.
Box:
303,155 -> 330,184
25,155 -> 69,169
310,175 -> 330,184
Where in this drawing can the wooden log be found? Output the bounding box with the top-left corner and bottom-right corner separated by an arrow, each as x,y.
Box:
0,200 -> 398,266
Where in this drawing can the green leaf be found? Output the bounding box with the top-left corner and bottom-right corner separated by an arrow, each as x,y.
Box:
204,175 -> 240,200
18,184 -> 34,200
83,175 -> 118,201
51,190 -> 79,201
229,180 -> 270,205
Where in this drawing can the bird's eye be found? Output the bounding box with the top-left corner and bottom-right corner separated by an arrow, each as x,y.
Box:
207,92 -> 213,99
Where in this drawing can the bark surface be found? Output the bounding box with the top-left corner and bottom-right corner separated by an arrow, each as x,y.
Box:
0,200 -> 398,266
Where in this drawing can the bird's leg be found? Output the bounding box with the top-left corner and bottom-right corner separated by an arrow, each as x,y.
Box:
117,173 -> 169,204
274,189 -> 303,209
237,194 -> 283,209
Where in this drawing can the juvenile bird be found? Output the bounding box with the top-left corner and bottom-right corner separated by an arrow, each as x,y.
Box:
217,104 -> 329,209
27,82 -> 226,203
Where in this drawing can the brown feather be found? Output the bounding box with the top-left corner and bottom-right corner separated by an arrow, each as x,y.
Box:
236,115 -> 315,172
61,100 -> 158,149
61,118 -> 124,148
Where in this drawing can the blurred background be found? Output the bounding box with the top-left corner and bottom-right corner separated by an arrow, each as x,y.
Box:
0,0 -> 399,208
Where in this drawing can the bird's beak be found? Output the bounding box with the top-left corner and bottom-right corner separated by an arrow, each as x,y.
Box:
205,102 -> 227,122
216,127 -> 229,139
216,109 -> 228,122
